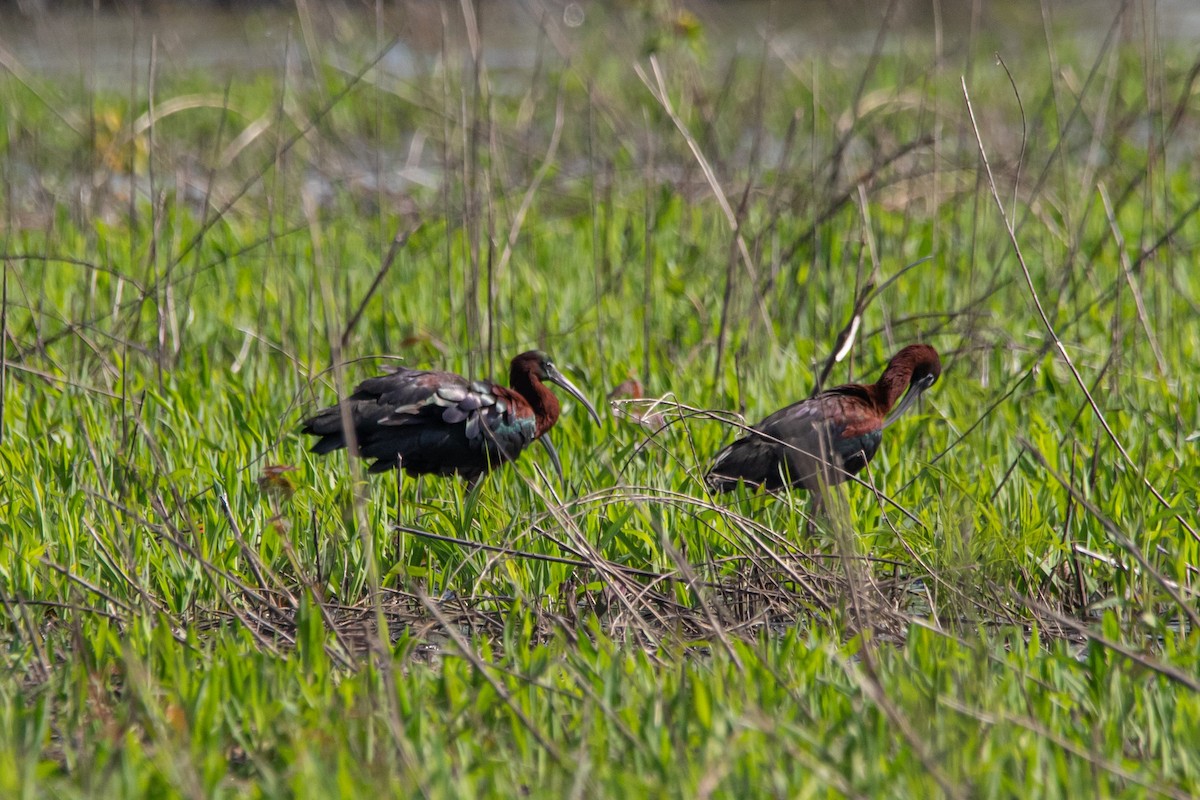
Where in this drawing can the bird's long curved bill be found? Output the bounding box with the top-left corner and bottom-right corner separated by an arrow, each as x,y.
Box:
546,367 -> 602,425
882,380 -> 930,429
538,436 -> 565,486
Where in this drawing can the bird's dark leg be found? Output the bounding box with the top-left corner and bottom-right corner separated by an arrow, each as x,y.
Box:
391,460 -> 426,530
392,459 -> 404,562
414,475 -> 425,523
804,490 -> 825,538
464,473 -> 485,497
399,456 -> 409,513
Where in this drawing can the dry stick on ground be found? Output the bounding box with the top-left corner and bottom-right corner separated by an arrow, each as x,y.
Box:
8,598 -> 124,627
78,500 -> 172,620
657,527 -> 745,671
1016,590 -> 1200,694
837,502 -> 968,800
416,587 -> 568,766
962,72 -> 1198,545
523,474 -> 835,633
93,408 -> 308,652
863,473 -> 1016,630
38,558 -> 136,620
85,488 -> 296,659
76,419 -> 177,621
531,469 -> 679,645
565,486 -> 837,616
397,525 -> 695,588
561,484 -> 838,613
221,499 -> 361,668
219,493 -> 295,609
1060,440 -> 1088,612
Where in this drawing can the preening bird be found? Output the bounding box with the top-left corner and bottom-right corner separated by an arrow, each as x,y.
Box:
302,350 -> 601,483
705,344 -> 941,494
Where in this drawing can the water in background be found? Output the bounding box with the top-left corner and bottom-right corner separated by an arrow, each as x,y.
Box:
0,0 -> 1196,82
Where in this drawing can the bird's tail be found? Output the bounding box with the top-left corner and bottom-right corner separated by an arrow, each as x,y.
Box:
704,438 -> 767,493
301,407 -> 349,454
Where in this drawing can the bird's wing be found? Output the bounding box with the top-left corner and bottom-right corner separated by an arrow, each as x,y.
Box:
753,396 -> 833,458
705,398 -> 831,490
375,375 -> 535,458
707,387 -> 887,491
348,368 -> 467,409
757,391 -> 882,469
304,368 -> 538,475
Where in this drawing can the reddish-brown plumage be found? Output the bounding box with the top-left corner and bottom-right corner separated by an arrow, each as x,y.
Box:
608,378 -> 644,401
870,344 -> 941,417
506,351 -> 564,439
706,344 -> 941,493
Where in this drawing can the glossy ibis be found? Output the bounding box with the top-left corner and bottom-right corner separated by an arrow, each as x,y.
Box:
608,376 -> 666,431
705,344 -> 941,494
302,350 -> 601,483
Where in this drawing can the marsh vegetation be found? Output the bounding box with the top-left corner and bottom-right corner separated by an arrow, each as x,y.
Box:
2,1 -> 1199,796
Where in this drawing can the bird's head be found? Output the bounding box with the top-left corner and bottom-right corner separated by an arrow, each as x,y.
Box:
906,344 -> 942,392
882,344 -> 941,428
510,351 -> 602,426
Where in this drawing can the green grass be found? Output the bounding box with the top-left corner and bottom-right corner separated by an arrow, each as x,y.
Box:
2,2 -> 1200,797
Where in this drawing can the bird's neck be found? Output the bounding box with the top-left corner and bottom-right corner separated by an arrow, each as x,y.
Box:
873,358 -> 917,413
511,373 -> 561,437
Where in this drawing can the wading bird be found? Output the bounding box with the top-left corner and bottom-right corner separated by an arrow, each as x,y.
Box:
303,350 -> 601,483
705,344 -> 941,495
608,376 -> 666,432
